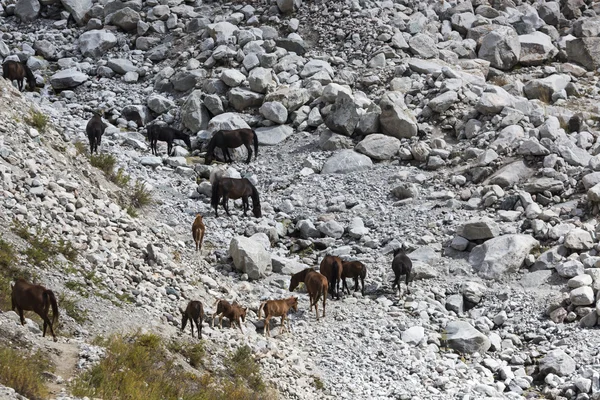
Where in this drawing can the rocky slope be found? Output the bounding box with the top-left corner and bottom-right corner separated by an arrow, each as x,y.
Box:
2,0 -> 600,399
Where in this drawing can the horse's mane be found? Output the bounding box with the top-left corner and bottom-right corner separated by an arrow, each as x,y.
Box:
205,131 -> 220,153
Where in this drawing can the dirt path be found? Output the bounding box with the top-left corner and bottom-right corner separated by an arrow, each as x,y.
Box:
43,340 -> 80,398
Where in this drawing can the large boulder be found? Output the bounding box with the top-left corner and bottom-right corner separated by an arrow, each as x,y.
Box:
276,0 -> 300,13
478,26 -> 521,70
519,32 -> 558,66
248,67 -> 276,94
355,134 -> 401,160
523,74 -> 571,101
255,125 -> 293,146
122,105 -> 151,127
469,234 -> 539,280
324,94 -> 360,136
107,58 -> 136,75
228,88 -> 264,111
79,30 -> 117,58
229,236 -> 272,280
476,87 -> 515,115
566,38 -> 600,71
408,34 -> 439,59
15,0 -> 40,22
147,94 -> 175,114
181,90 -> 210,132
207,113 -> 250,132
538,350 -> 576,377
60,0 -> 92,25
259,102 -> 288,124
107,7 -> 141,32
264,86 -> 310,112
428,91 -> 458,113
458,217 -> 500,241
321,150 -> 373,174
444,321 -> 491,354
49,69 -> 88,90
574,17 -> 600,38
564,228 -> 594,250
379,92 -> 418,139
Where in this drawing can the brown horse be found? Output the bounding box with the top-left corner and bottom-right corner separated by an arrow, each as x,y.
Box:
192,214 -> 205,252
320,255 -> 343,300
211,299 -> 247,332
86,110 -> 106,154
257,296 -> 298,337
289,268 -> 328,321
2,60 -> 36,92
204,128 -> 259,165
180,300 -> 204,339
11,279 -> 59,341
391,247 -> 412,295
342,260 -> 367,296
211,176 -> 261,218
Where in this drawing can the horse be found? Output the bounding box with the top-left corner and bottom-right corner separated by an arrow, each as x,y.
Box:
391,247 -> 412,295
211,299 -> 247,332
319,255 -> 343,300
210,176 -> 262,218
204,128 -> 258,165
341,260 -> 367,296
86,110 -> 106,154
192,214 -> 205,252
2,60 -> 36,92
11,279 -> 59,341
180,300 -> 204,339
289,268 -> 328,321
257,297 -> 298,337
147,124 -> 192,156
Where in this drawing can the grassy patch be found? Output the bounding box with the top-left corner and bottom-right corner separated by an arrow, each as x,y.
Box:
25,108 -> 49,133
0,346 -> 53,400
313,376 -> 324,390
168,340 -> 205,368
58,292 -> 89,324
112,168 -> 131,188
74,141 -> 88,156
90,153 -> 117,176
11,221 -> 79,266
129,181 -> 152,208
0,236 -> 31,310
65,280 -> 90,298
72,334 -> 275,400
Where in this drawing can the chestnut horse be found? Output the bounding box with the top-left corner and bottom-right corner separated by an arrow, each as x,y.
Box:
211,176 -> 261,218
2,60 -> 36,92
289,268 -> 328,321
391,247 -> 412,295
341,260 -> 367,296
204,128 -> 258,165
181,300 -> 204,339
11,279 -> 59,341
257,296 -> 298,337
320,255 -> 343,300
86,110 -> 106,154
192,214 -> 205,252
211,299 -> 247,332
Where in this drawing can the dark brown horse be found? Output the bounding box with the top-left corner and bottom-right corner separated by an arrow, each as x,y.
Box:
320,255 -> 343,300
289,268 -> 328,321
147,123 -> 192,156
180,300 -> 204,339
11,279 -> 59,341
204,128 -> 258,165
211,176 -> 261,218
258,297 -> 298,337
86,110 -> 106,154
341,260 -> 367,296
2,60 -> 36,92
391,247 -> 412,295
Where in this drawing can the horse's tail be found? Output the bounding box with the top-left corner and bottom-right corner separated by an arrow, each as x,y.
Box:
252,129 -> 258,159
211,177 -> 221,209
44,290 -> 59,328
258,301 -> 266,319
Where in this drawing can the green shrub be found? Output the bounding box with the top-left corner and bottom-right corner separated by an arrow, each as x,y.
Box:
58,293 -> 89,324
169,341 -> 205,368
129,181 -> 152,209
111,168 -> 131,188
25,108 -> 49,133
90,153 -> 117,176
224,345 -> 265,392
74,141 -> 88,156
0,346 -> 53,400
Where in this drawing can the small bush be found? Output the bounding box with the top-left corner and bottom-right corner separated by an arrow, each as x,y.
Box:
0,346 -> 53,400
58,293 -> 89,324
169,340 -> 205,368
313,376 -> 324,390
0,237 -> 30,310
90,153 -> 117,176
111,168 -> 131,188
74,141 -> 88,156
11,219 -> 31,240
126,206 -> 138,218
224,345 -> 265,392
56,239 -> 78,263
129,181 -> 152,209
12,223 -> 78,265
25,108 -> 49,133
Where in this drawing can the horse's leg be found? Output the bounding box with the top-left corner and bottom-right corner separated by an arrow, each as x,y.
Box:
199,229 -> 204,252
244,143 -> 252,164
168,140 -> 173,156
182,315 -> 189,332
190,319 -> 194,338
314,297 -> 319,321
361,276 -> 365,296
196,318 -> 202,339
280,316 -> 286,333
223,195 -> 231,216
18,307 -> 25,325
264,316 -> 270,337
242,196 -> 248,216
224,147 -> 232,162
238,317 -> 244,333
219,314 -> 224,328
322,288 -> 327,318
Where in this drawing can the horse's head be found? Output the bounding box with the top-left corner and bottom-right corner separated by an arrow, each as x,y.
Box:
26,76 -> 36,91
204,153 -> 213,165
252,203 -> 262,218
289,274 -> 301,292
240,307 -> 247,322
290,297 -> 298,312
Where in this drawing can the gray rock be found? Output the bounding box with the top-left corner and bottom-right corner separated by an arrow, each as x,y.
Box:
392,183 -> 420,200
275,37 -> 307,56
108,7 -> 141,32
379,92 -> 418,139
564,228 -> 594,250
487,161 -> 534,188
15,0 -> 40,22
566,38 -> 600,71
248,67 -> 275,94
538,350 -> 576,377
264,86 -> 310,112
122,105 -> 151,127
272,256 -> 308,275
444,321 -> 491,354
259,101 -> 288,124
476,88 -> 515,115
276,0 -> 299,13
568,274 -> 593,288
556,260 -> 585,278
79,30 -> 117,58
478,26 -> 520,70
570,286 -> 595,306
220,69 -> 246,87
445,294 -> 464,313
228,88 -> 264,111
523,177 -> 564,194
181,90 -> 209,132
140,156 -> 162,167
229,236 -> 272,280
402,326 -> 425,346
297,219 -> 320,239
428,91 -> 458,113
461,281 -> 486,304
408,34 -> 439,59
321,150 -> 373,174
207,112 -> 250,132
519,31 -> 558,66
319,129 -> 353,150
300,60 -> 333,79
355,134 -> 401,160
49,69 -> 88,90
469,235 -> 539,280
348,217 -> 369,239
107,58 -> 136,75
459,217 -> 500,241
588,183 -> 600,202
255,125 -> 293,146
324,94 -> 360,136
523,74 -> 570,101
319,220 -> 344,239
60,0 -> 92,25
147,94 -> 174,115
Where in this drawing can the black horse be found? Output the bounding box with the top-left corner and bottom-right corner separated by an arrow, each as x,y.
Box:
211,176 -> 261,218
86,110 -> 106,154
147,124 -> 192,156
204,128 -> 259,165
391,247 -> 412,295
2,60 -> 36,92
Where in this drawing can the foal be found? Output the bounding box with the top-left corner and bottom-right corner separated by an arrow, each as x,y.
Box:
289,268 -> 328,321
341,260 -> 367,296
181,300 -> 204,339
2,60 -> 36,91
320,255 -> 343,300
391,247 -> 412,295
192,214 -> 205,252
258,296 -> 298,337
86,110 -> 106,154
11,279 -> 59,341
147,123 -> 192,156
211,299 -> 247,332
204,128 -> 259,164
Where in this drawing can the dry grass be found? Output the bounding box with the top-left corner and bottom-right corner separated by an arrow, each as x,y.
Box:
0,236 -> 32,310
24,108 -> 49,133
0,346 -> 53,400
